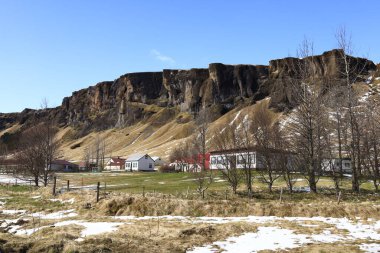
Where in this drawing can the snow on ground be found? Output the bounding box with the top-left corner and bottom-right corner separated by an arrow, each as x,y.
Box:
1,210 -> 27,215
30,196 -> 41,199
0,175 -> 31,185
113,215 -> 380,252
229,111 -> 241,126
48,198 -> 75,204
359,243 -> 380,253
188,226 -> 346,253
30,209 -> 78,219
54,220 -> 124,241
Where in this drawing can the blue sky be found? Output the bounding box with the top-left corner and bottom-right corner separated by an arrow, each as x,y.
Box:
0,0 -> 379,113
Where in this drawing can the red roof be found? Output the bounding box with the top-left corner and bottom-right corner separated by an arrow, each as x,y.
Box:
109,157 -> 125,166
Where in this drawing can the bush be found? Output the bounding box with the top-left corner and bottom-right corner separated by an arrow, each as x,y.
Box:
158,165 -> 176,173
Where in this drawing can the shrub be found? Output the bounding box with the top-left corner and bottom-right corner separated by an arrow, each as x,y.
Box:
158,165 -> 176,173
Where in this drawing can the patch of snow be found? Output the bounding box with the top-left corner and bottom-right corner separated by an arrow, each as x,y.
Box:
54,220 -> 123,239
359,243 -> 380,253
30,196 -> 41,199
229,111 -> 241,126
30,209 -> 78,219
188,227 -> 309,253
0,175 -> 31,185
48,198 -> 75,204
0,200 -> 5,206
1,210 -> 27,215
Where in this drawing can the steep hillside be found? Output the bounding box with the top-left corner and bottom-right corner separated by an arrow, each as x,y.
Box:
0,49 -> 378,161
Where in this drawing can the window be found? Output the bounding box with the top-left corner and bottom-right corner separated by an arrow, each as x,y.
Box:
237,155 -> 246,165
248,154 -> 255,164
149,163 -> 153,169
132,162 -> 138,168
126,162 -> 131,168
217,156 -> 223,165
211,157 -> 216,165
344,162 -> 350,167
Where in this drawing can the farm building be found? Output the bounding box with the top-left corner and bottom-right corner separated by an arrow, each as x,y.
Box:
105,157 -> 126,171
209,147 -> 294,171
50,160 -> 79,172
125,154 -> 155,171
321,158 -> 352,174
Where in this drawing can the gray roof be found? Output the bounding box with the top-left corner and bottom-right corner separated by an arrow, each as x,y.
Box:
126,154 -> 151,161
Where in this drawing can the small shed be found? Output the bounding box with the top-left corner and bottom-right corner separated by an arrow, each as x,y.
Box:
125,154 -> 155,171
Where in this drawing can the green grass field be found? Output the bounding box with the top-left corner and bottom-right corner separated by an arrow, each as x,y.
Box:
53,171 -> 377,196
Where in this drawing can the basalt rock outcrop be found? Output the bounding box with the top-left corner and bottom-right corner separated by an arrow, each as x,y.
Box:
0,49 -> 377,138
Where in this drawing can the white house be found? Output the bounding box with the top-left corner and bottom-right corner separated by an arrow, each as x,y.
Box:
125,154 -> 155,171
321,158 -> 352,174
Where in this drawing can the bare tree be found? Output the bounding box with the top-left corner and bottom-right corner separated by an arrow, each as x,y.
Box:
212,122 -> 243,194
191,108 -> 213,198
251,103 -> 282,192
169,143 -> 190,172
272,122 -> 300,193
286,39 -> 328,193
16,123 -> 59,186
335,27 -> 370,192
235,112 -> 256,197
361,98 -> 380,191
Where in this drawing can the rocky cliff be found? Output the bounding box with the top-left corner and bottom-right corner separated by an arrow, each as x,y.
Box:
0,49 -> 377,142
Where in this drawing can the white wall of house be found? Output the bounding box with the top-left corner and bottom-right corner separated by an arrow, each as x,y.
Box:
210,151 -> 259,170
322,158 -> 352,173
125,155 -> 155,171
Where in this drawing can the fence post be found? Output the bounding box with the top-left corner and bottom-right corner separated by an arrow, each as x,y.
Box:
67,180 -> 70,192
225,189 -> 228,201
337,191 -> 342,204
143,186 -> 145,197
52,176 -> 57,196
279,187 -> 283,203
96,182 -> 100,202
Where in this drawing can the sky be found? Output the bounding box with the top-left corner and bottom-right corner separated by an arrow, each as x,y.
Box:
0,0 -> 379,113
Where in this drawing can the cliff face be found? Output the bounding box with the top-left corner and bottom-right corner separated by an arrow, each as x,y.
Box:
0,50 -> 377,136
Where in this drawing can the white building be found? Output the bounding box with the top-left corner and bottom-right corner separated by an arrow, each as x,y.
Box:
209,147 -> 294,171
210,149 -> 260,170
321,158 -> 352,174
125,154 -> 155,171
